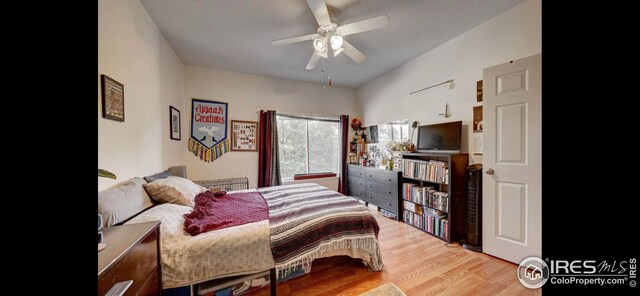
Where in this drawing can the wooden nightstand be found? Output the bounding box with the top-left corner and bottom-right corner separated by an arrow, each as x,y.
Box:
98,221 -> 161,296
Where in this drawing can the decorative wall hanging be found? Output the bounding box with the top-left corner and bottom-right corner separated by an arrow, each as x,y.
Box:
231,120 -> 258,151
473,106 -> 483,133
170,106 -> 181,140
188,99 -> 229,162
101,74 -> 124,121
476,80 -> 483,102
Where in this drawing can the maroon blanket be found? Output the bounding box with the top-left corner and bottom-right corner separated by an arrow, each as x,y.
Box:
183,190 -> 268,236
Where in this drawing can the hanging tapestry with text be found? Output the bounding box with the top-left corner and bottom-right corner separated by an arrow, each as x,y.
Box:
189,98 -> 229,162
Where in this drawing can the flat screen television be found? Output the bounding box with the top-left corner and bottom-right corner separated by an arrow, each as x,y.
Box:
416,121 -> 462,152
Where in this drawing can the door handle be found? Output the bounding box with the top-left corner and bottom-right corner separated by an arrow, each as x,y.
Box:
486,168 -> 495,175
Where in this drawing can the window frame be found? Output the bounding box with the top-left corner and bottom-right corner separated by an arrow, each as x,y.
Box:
276,113 -> 340,181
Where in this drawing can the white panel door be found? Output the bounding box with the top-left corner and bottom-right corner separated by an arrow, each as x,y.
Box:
483,54 -> 541,264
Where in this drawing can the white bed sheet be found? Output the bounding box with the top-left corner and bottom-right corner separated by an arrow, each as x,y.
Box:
126,202 -> 275,289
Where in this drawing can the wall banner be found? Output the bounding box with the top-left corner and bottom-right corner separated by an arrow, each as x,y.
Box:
189,98 -> 229,162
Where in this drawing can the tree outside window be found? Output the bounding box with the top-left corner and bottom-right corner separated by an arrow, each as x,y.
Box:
276,114 -> 339,180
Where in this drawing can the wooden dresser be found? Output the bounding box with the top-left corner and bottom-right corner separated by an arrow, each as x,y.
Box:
98,221 -> 161,296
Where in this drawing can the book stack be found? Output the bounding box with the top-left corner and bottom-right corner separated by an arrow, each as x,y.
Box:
402,159 -> 449,184
424,207 -> 447,238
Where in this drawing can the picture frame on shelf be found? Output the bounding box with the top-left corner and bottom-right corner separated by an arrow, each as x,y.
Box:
170,106 -> 181,140
101,74 -> 125,122
231,120 -> 258,151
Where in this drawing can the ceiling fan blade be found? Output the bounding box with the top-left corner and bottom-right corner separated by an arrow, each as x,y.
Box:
342,40 -> 366,64
306,0 -> 331,26
306,52 -> 322,70
271,33 -> 320,46
337,15 -> 390,36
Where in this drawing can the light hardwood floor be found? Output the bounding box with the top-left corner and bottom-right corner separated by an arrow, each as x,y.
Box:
246,210 -> 541,296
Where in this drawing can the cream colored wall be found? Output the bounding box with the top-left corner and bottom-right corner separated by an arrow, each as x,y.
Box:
357,0 -> 541,165
184,66 -> 359,189
98,0 -> 185,191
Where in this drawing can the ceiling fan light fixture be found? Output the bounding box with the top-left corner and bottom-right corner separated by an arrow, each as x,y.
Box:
330,35 -> 343,50
313,37 -> 327,52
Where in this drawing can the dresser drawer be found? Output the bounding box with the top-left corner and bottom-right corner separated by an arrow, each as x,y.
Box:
137,267 -> 160,296
98,228 -> 158,296
365,169 -> 397,186
366,191 -> 398,213
348,165 -> 365,179
365,180 -> 397,199
348,176 -> 365,191
348,176 -> 366,199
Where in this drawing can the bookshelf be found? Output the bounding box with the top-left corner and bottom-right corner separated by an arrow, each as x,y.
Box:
400,152 -> 468,243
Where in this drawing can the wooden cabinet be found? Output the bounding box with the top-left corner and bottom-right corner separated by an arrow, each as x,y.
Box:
348,164 -> 401,220
98,221 -> 161,296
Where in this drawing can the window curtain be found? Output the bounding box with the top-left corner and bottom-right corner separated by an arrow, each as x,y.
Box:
258,110 -> 282,187
338,115 -> 349,195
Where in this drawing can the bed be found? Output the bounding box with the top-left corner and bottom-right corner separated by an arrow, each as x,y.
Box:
120,177 -> 384,293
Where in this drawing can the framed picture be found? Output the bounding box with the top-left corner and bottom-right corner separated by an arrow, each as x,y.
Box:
101,74 -> 125,121
476,80 -> 483,102
170,106 -> 181,140
473,106 -> 483,133
231,120 -> 258,151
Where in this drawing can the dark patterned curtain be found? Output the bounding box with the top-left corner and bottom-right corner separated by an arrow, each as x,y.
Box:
338,115 -> 349,195
258,110 -> 282,187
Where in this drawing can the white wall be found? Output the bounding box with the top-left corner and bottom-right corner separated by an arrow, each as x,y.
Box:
98,0 -> 185,191
357,0 -> 541,164
184,66 -> 359,188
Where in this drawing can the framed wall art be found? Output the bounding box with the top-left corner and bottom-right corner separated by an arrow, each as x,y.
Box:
101,74 -> 125,121
170,106 -> 181,140
231,120 -> 258,151
473,106 -> 483,133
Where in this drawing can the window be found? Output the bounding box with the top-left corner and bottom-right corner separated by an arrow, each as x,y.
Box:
276,114 -> 340,180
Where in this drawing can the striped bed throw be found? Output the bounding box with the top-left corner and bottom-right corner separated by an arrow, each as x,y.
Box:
259,183 -> 384,278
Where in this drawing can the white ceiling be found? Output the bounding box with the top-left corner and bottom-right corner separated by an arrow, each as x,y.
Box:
140,0 -> 526,88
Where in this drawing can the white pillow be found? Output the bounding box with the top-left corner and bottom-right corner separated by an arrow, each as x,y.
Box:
142,176 -> 207,206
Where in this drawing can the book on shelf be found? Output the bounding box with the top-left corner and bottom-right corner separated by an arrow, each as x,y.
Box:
402,159 -> 449,184
402,210 -> 425,231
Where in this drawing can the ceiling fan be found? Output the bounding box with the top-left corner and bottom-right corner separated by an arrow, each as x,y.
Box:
270,0 -> 390,70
